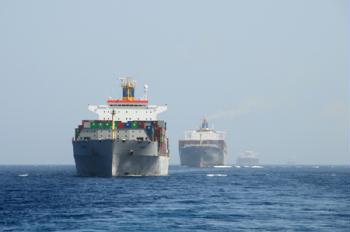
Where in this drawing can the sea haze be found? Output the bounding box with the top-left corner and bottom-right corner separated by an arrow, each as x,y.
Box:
0,165 -> 349,231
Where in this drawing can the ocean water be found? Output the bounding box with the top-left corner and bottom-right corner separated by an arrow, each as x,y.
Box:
0,165 -> 349,231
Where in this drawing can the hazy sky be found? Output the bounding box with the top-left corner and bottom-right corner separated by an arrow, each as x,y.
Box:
0,0 -> 348,165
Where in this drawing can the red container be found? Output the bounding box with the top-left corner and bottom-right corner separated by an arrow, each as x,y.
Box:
140,122 -> 146,129
118,122 -> 124,128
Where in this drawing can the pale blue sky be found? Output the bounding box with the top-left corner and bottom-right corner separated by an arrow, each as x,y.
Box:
0,0 -> 348,164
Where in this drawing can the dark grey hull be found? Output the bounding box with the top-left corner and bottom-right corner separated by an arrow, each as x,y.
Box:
73,140 -> 168,177
179,145 -> 226,167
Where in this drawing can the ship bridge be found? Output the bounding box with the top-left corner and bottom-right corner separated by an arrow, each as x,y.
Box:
88,77 -> 167,122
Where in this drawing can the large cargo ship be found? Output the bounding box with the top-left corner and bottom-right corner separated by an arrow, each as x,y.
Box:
179,119 -> 227,167
72,77 -> 169,176
236,150 -> 259,166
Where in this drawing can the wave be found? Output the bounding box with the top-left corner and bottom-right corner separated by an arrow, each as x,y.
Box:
206,174 -> 227,177
18,173 -> 29,177
241,165 -> 263,168
213,165 -> 232,168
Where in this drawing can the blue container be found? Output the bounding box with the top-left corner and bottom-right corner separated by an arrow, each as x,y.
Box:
125,122 -> 131,128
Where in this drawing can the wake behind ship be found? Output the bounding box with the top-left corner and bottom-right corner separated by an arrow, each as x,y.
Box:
72,77 -> 169,176
179,119 -> 227,167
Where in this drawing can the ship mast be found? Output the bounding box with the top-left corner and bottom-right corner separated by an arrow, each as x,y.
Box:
111,109 -> 116,139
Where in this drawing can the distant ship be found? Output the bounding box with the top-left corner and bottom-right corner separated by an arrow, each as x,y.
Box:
179,119 -> 227,167
236,150 -> 259,166
72,77 -> 169,176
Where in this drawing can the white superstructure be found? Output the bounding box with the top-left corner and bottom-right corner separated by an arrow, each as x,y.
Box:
88,104 -> 167,122
183,119 -> 225,141
87,77 -> 167,122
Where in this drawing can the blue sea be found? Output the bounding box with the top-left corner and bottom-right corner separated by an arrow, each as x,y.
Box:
0,165 -> 349,231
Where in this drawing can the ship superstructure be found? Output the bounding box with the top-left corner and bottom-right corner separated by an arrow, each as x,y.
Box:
179,119 -> 227,167
72,77 -> 169,176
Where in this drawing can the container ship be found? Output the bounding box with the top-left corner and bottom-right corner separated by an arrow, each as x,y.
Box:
72,77 -> 169,176
236,150 -> 259,166
179,119 -> 227,167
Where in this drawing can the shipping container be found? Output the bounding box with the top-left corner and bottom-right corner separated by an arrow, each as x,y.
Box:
131,121 -> 138,129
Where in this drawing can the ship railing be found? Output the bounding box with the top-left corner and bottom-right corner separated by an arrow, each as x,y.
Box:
183,144 -> 219,148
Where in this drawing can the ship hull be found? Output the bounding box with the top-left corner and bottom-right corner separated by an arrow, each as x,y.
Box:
236,157 -> 259,166
73,140 -> 168,177
179,145 -> 226,167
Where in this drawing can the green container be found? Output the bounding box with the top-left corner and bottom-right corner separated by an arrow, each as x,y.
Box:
90,121 -> 98,129
90,121 -> 115,129
131,121 -> 138,129
93,121 -> 102,129
75,128 -> 80,139
103,121 -> 112,129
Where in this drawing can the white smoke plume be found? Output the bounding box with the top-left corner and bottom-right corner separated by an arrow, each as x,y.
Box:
207,98 -> 270,121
